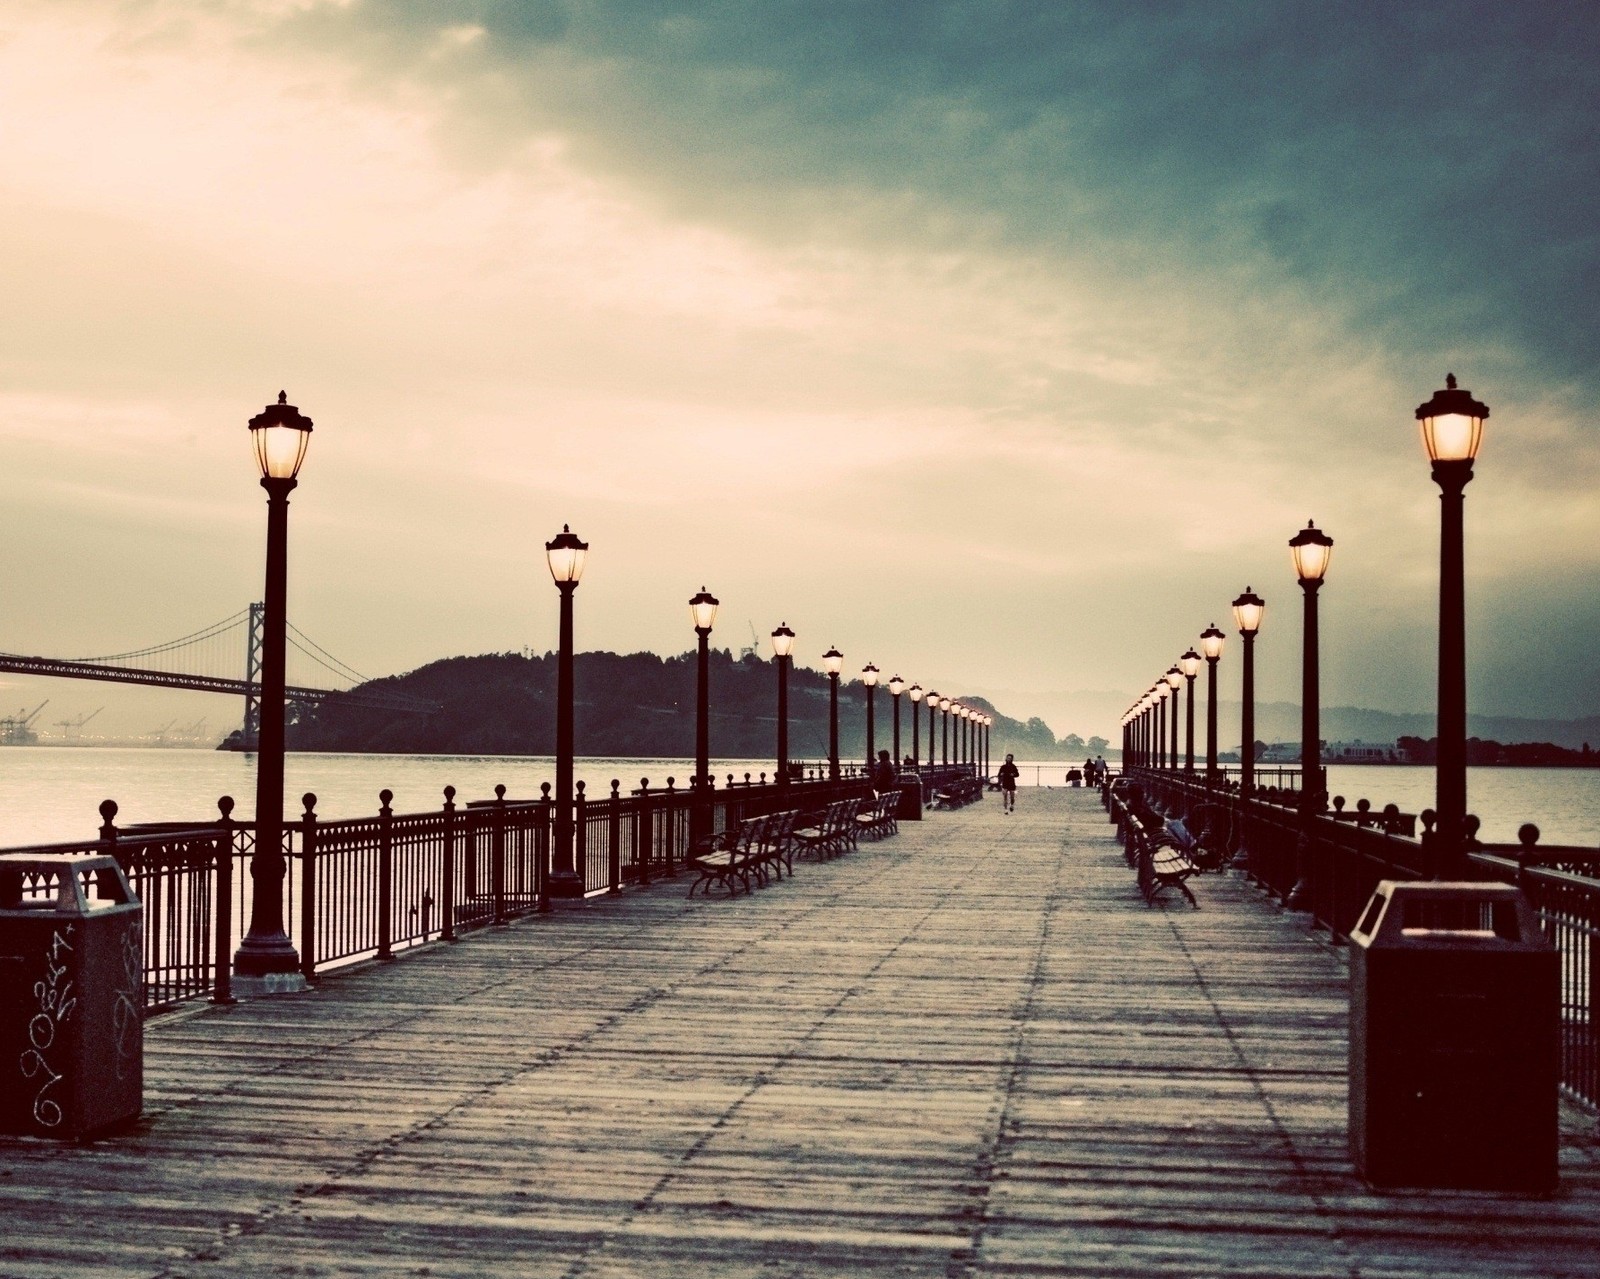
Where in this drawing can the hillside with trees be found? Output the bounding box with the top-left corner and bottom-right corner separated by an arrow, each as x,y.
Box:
261,649 -> 1103,761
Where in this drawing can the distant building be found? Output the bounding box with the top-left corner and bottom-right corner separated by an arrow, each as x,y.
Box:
1325,739 -> 1397,763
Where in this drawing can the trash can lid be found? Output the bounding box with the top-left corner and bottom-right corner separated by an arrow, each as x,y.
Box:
0,853 -> 137,914
1350,880 -> 1551,952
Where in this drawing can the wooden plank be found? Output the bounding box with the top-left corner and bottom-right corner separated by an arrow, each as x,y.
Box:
1,791 -> 1597,1277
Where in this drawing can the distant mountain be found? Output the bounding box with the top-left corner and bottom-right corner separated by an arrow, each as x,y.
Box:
1221,702 -> 1600,753
280,649 -> 1092,760
971,685 -> 1600,754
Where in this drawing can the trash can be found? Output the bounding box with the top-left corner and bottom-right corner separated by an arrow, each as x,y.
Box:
1348,880 -> 1557,1192
0,854 -> 143,1139
896,779 -> 924,821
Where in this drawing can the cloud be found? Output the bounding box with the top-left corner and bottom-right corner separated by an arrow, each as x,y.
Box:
3,0 -> 1597,740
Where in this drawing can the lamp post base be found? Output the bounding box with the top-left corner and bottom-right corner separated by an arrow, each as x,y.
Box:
546,870 -> 586,899
231,971 -> 309,999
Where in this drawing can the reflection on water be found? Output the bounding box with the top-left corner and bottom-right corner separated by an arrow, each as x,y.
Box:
1,749 -> 1595,850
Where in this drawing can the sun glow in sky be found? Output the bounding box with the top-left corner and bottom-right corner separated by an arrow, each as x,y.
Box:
3,1 -> 1598,743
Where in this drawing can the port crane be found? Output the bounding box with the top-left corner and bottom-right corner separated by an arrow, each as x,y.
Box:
55,707 -> 104,740
0,700 -> 49,745
740,622 -> 761,660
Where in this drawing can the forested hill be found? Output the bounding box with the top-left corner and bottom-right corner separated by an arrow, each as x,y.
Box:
273,649 -> 1098,760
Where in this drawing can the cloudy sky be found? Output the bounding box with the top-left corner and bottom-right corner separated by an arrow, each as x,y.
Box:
2,0 -> 1596,745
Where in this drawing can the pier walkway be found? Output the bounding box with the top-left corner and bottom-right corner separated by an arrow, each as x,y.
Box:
4,792 -> 1599,1277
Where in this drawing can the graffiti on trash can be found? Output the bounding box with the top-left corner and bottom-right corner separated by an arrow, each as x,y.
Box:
19,924 -> 77,1129
112,921 -> 142,1082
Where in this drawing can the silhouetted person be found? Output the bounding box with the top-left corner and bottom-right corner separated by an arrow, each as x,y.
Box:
998,753 -> 1019,813
872,749 -> 896,793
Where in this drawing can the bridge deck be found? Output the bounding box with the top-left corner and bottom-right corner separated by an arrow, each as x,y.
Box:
4,791 -> 1598,1278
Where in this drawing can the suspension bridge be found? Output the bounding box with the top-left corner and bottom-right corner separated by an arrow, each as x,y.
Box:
0,605 -> 434,746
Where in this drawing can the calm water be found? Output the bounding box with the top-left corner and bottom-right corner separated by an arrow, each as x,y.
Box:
1,749 -> 1596,850
0,748 -> 785,848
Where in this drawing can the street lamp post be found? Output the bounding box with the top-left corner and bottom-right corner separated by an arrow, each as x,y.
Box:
940,697 -> 951,765
1232,588 -> 1265,795
1287,520 -> 1333,909
690,588 -> 719,840
908,684 -> 923,770
822,646 -> 844,780
1180,649 -> 1202,773
1155,684 -> 1168,771
862,663 -> 880,773
1165,668 -> 1183,771
1200,624 -> 1225,783
888,675 -> 905,766
234,391 -> 313,994
1417,374 -> 1488,877
772,624 -> 795,785
546,524 -> 589,899
924,691 -> 939,768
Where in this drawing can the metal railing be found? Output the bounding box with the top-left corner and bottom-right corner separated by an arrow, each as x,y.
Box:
1111,768 -> 1600,1111
3,775 -> 886,1015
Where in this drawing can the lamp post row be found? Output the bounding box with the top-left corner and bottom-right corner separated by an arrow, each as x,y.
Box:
235,389 -> 1000,985
1120,373 -> 1487,893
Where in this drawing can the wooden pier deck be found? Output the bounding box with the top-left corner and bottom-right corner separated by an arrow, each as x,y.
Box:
3,791 -> 1598,1278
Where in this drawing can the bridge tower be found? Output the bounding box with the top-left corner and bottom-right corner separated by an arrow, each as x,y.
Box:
241,601 -> 264,750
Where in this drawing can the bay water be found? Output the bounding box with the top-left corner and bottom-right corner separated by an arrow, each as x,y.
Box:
1,748 -> 1597,850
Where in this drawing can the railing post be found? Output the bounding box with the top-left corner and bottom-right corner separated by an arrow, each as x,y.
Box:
664,777 -> 677,874
441,786 -> 457,943
574,780 -> 588,895
377,789 -> 394,961
492,784 -> 508,924
537,782 -> 552,913
608,779 -> 622,893
298,793 -> 318,981
637,779 -> 652,887
213,797 -> 237,1005
98,798 -> 118,846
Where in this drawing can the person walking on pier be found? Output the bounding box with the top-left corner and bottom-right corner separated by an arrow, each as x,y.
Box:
998,753 -> 1019,813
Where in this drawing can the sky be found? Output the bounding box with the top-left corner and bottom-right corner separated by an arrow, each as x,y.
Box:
2,0 -> 1597,746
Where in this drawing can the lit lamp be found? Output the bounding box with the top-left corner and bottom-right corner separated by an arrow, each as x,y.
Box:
1199,625 -> 1225,782
1156,681 -> 1172,771
546,524 -> 589,899
689,587 -> 719,839
908,683 -> 924,772
1232,587 -> 1265,796
1180,649 -> 1202,773
235,391 -> 313,993
924,691 -> 940,769
1287,520 -> 1332,908
1417,374 -> 1488,875
1164,667 -> 1183,772
888,674 -> 905,769
862,662 -> 880,775
822,646 -> 844,781
772,623 -> 796,785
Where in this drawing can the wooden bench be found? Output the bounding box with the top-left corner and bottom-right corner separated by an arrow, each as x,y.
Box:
856,791 -> 900,840
793,799 -> 856,860
931,776 -> 983,809
1131,817 -> 1200,908
686,814 -> 766,897
1108,785 -> 1200,908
